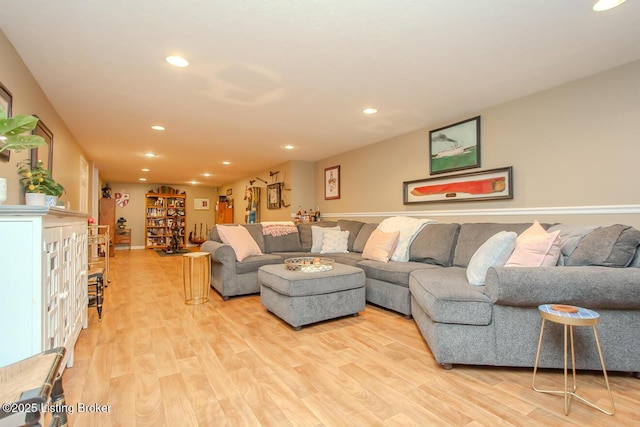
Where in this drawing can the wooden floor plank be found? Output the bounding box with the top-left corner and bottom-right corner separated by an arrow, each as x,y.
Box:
61,249 -> 640,426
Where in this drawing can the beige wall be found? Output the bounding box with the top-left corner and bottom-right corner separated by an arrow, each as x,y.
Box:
107,181 -> 218,249
218,160 -> 314,223
0,31 -> 91,210
314,60 -> 640,228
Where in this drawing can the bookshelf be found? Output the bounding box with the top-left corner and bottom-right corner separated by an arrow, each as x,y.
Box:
145,192 -> 186,249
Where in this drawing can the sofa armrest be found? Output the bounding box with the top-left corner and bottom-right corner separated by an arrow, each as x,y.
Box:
200,240 -> 236,265
484,266 -> 640,309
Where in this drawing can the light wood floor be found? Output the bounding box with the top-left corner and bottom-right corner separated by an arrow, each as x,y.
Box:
62,249 -> 640,426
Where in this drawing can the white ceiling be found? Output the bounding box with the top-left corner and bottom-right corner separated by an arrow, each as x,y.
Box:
1,0 -> 640,187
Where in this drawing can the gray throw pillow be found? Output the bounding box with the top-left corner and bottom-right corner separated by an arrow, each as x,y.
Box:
352,223 -> 377,253
566,225 -> 640,267
409,223 -> 460,266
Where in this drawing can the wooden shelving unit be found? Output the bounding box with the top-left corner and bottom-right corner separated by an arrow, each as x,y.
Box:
145,192 -> 186,249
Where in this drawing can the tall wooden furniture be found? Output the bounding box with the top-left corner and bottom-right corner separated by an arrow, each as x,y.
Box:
0,206 -> 89,369
217,198 -> 234,224
99,198 -> 115,256
145,192 -> 186,249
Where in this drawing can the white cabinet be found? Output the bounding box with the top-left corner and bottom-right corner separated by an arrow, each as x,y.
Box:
0,206 -> 88,369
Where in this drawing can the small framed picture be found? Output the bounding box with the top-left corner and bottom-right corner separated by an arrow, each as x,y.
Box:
0,82 -> 13,162
194,198 -> 210,210
30,116 -> 54,172
429,116 -> 480,175
267,183 -> 281,209
324,165 -> 340,200
226,188 -> 232,196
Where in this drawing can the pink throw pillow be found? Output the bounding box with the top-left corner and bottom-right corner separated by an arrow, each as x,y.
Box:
505,220 -> 561,267
216,225 -> 263,261
362,229 -> 401,262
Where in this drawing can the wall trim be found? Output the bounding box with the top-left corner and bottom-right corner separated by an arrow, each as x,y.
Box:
322,204 -> 640,218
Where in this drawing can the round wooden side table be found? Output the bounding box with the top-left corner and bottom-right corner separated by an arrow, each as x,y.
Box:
182,252 -> 211,304
532,304 -> 615,416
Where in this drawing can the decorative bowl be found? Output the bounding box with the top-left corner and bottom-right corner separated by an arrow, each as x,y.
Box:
284,257 -> 334,272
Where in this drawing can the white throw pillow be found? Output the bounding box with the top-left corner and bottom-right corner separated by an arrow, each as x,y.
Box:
466,231 -> 517,286
311,225 -> 340,252
320,229 -> 350,254
216,225 -> 263,261
362,229 -> 400,262
377,216 -> 434,262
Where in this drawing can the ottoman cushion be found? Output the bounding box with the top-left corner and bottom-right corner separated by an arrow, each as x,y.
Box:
258,263 -> 365,297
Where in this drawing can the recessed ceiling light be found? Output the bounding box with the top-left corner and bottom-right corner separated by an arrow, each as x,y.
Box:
202,173 -> 212,177
593,0 -> 626,11
151,125 -> 165,131
363,107 -> 378,115
144,152 -> 157,158
141,168 -> 150,172
166,55 -> 189,67
139,178 -> 147,181
222,161 -> 231,165
190,181 -> 198,185
283,144 -> 295,150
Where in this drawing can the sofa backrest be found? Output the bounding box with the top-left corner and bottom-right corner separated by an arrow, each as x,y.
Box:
297,221 -> 338,252
409,223 -> 460,266
208,224 -> 267,252
337,220 -> 365,251
453,223 -> 533,267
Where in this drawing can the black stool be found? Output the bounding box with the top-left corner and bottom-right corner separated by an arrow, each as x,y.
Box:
88,267 -> 105,321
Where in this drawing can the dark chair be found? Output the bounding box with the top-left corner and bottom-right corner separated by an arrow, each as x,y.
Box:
88,267 -> 105,321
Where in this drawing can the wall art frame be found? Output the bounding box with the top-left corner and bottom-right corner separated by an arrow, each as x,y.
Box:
324,165 -> 340,200
30,115 -> 54,172
429,116 -> 481,175
0,82 -> 12,162
403,166 -> 512,205
194,198 -> 210,210
266,183 -> 281,209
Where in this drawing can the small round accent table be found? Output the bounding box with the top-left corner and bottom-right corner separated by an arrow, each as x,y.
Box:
182,252 -> 211,304
532,304 -> 615,416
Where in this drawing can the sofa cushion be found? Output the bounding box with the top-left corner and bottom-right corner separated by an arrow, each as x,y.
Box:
410,267 -> 493,326
409,223 -> 460,266
235,254 -> 283,274
546,224 -> 600,265
357,259 -> 438,287
311,225 -> 340,252
453,223 -> 533,267
378,216 -> 435,262
217,225 -> 264,261
362,229 -> 400,262
466,231 -> 517,285
566,224 -> 640,267
353,223 -> 377,253
505,221 -> 561,267
298,221 -> 337,252
321,229 -> 350,254
337,220 -> 365,251
264,232 -> 302,253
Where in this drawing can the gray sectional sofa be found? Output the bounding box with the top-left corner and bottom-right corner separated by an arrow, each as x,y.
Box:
200,219 -> 640,375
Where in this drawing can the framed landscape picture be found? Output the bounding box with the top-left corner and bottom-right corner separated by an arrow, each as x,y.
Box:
429,116 -> 480,175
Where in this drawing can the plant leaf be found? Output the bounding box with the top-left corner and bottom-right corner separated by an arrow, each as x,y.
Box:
0,114 -> 40,136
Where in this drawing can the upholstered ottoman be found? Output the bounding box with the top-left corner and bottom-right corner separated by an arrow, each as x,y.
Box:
258,263 -> 366,330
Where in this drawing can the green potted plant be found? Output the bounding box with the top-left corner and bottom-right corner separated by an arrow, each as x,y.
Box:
0,107 -> 46,154
0,107 -> 47,205
17,159 -> 65,206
